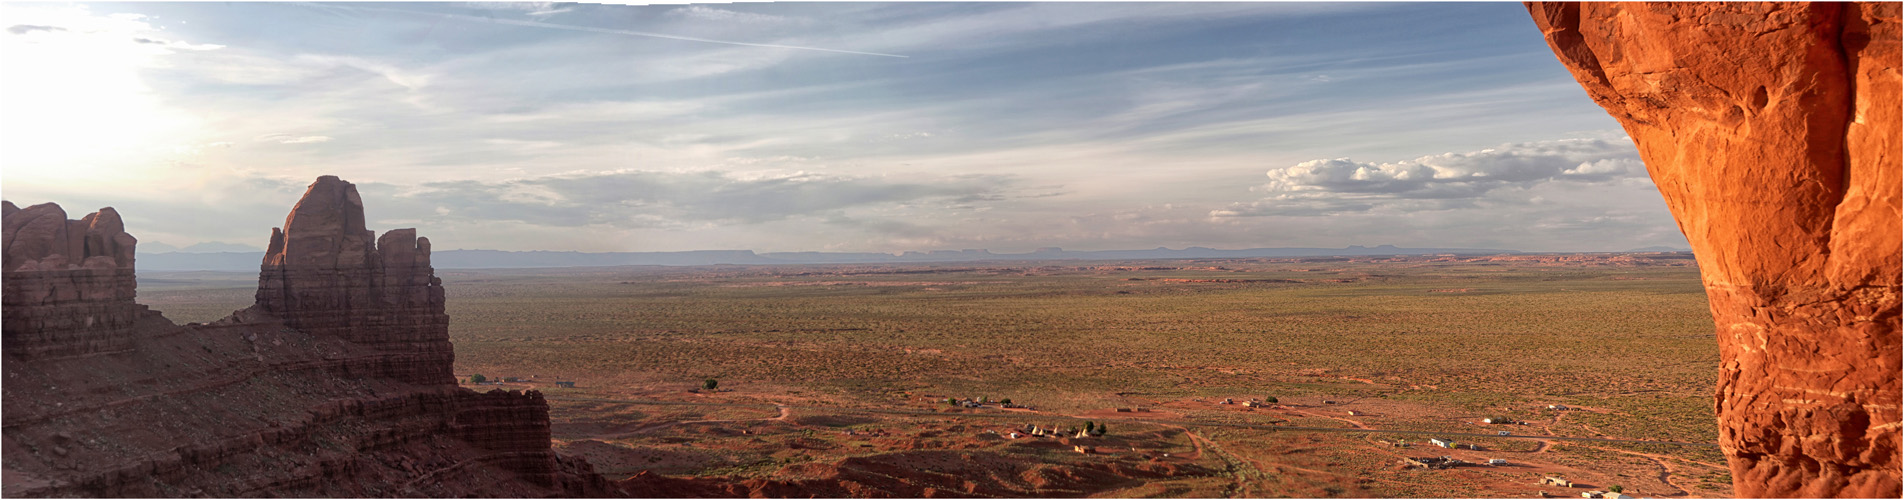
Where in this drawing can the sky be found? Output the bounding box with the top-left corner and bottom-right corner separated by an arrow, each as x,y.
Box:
0,1 -> 1690,254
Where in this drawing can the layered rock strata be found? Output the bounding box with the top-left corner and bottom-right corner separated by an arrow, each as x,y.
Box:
252,176 -> 454,386
2,177 -> 612,497
1,202 -> 163,357
1527,2 -> 1901,497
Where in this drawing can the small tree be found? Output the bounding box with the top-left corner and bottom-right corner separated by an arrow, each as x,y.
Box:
469,374 -> 486,384
1609,485 -> 1623,494
947,397 -> 959,406
703,378 -> 719,391
1093,423 -> 1108,436
1084,421 -> 1096,432
1264,396 -> 1278,404
1000,398 -> 1013,405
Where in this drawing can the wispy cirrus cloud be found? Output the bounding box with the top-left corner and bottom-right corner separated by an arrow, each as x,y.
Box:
397,169 -> 1020,228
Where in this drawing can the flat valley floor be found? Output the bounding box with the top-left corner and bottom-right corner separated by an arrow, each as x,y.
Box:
139,254 -> 1733,498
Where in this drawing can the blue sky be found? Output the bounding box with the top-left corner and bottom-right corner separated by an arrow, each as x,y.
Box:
0,2 -> 1688,253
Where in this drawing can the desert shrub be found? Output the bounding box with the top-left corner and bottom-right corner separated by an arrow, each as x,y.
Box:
469,374 -> 486,384
704,378 -> 719,390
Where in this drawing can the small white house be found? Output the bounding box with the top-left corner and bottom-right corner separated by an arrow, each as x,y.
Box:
1430,438 -> 1455,448
1488,459 -> 1507,466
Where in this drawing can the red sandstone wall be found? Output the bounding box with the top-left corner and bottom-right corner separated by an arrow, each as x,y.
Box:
1526,2 -> 1902,497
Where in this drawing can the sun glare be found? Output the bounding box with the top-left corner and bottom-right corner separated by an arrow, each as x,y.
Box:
0,5 -> 205,186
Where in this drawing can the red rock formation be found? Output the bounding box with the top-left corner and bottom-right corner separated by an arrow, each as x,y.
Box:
253,176 -> 454,386
2,177 -> 615,497
2,202 -> 163,357
1527,2 -> 1901,497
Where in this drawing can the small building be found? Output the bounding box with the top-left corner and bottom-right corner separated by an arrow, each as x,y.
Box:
1548,404 -> 1569,410
1221,398 -> 1234,405
1498,431 -> 1511,436
1116,408 -> 1132,412
1542,476 -> 1575,487
553,381 -> 575,388
1488,459 -> 1507,466
1008,432 -> 1020,439
1581,491 -> 1604,498
1347,410 -> 1364,416
1074,445 -> 1094,454
1430,438 -> 1455,448
1603,493 -> 1632,499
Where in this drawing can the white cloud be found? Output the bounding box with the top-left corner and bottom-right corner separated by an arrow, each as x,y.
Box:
1260,137 -> 1643,198
0,4 -> 209,183
665,6 -> 810,26
257,134 -> 332,144
393,169 -> 1022,229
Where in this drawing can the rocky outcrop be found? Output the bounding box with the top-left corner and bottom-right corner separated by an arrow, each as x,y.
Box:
2,177 -> 612,497
1527,3 -> 1901,497
2,202 -> 163,357
252,176 -> 454,386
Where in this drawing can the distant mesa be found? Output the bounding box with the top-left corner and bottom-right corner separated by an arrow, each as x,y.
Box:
1622,246 -> 1691,253
140,240 -> 263,253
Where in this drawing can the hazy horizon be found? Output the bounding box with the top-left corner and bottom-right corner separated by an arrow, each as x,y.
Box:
2,2 -> 1690,254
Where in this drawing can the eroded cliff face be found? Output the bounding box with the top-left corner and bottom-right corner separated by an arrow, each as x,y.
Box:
1,202 -> 162,357
1526,2 -> 1901,497
1,177 -> 611,497
253,176 -> 455,386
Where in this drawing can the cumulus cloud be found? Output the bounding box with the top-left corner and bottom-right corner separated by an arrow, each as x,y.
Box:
1220,138 -> 1645,217
399,170 -> 1017,228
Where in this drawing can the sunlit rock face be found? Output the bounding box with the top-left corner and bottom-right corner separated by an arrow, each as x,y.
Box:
1526,2 -> 1900,497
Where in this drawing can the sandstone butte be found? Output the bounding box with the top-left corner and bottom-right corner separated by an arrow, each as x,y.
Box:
1,176 -> 620,496
1528,2 -> 1901,498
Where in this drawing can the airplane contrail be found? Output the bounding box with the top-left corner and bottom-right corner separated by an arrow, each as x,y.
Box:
300,3 -> 909,58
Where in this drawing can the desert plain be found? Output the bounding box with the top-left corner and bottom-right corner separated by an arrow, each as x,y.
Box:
137,252 -> 1733,498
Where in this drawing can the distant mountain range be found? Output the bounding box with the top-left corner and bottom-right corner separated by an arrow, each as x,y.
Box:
1624,245 -> 1693,252
137,244 -> 1529,271
139,241 -> 264,253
